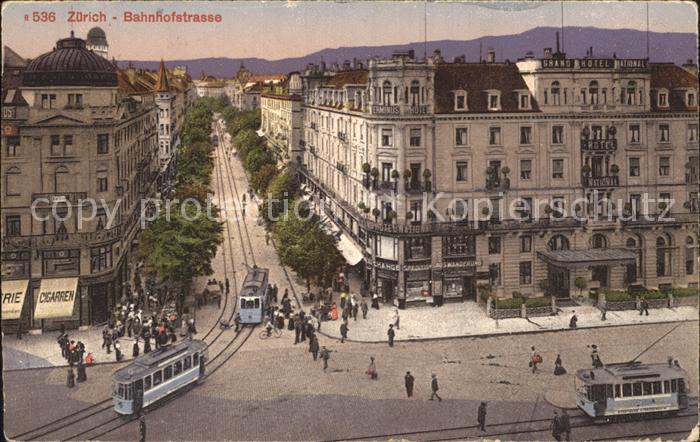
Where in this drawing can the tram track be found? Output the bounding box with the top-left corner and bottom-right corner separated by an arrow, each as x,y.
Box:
8,118 -> 252,442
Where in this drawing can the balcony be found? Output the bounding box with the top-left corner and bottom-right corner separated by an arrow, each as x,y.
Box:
581,138 -> 618,152
583,175 -> 619,188
32,192 -> 88,206
404,180 -> 424,194
370,105 -> 400,116
374,180 -> 396,193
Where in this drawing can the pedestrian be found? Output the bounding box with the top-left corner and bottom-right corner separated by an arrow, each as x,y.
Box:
320,346 -> 330,371
187,318 -> 197,340
550,411 -> 562,441
340,320 -> 348,343
139,414 -> 146,442
77,360 -> 87,383
309,335 -> 319,361
340,291 -> 347,309
600,304 -> 607,321
361,299 -> 368,319
530,346 -> 541,373
590,344 -> 603,368
265,231 -> 270,245
404,371 -> 415,398
554,354 -> 567,375
234,313 -> 241,332
569,311 -> 578,329
366,356 -> 378,380
16,321 -> 23,340
387,324 -> 395,347
393,309 -> 400,330
225,277 -> 230,295
76,341 -> 86,363
294,316 -> 301,344
372,293 -> 380,310
67,367 -> 75,388
429,374 -> 442,402
114,339 -> 123,362
58,332 -> 69,359
143,331 -> 152,354
640,298 -> 649,316
559,409 -> 571,441
352,302 -> 359,321
477,402 -> 487,431
133,338 -> 140,358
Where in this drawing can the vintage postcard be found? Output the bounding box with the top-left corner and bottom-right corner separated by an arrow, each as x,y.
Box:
1,1 -> 698,440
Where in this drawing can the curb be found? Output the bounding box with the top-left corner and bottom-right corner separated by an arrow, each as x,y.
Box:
314,318 -> 699,345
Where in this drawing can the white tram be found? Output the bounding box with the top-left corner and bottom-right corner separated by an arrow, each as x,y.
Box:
575,361 -> 689,421
112,340 -> 207,415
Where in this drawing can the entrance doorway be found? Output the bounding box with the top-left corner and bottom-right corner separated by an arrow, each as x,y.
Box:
592,266 -> 609,288
380,279 -> 394,303
90,283 -> 110,325
548,265 -> 570,298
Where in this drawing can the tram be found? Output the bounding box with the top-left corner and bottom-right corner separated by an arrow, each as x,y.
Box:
575,361 -> 689,421
239,266 -> 270,324
112,340 -> 207,415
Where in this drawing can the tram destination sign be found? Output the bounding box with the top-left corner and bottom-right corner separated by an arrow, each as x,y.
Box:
541,58 -> 648,70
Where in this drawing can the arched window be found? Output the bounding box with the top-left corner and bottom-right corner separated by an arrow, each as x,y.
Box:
5,166 -> 21,196
547,235 -> 570,251
592,233 -> 608,249
686,236 -> 697,275
410,80 -> 420,105
589,80 -> 599,104
551,81 -> 561,105
625,235 -> 643,284
382,80 -> 392,105
54,166 -> 71,193
656,235 -> 672,277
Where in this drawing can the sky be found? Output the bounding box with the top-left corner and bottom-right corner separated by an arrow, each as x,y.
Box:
1,1 -> 697,61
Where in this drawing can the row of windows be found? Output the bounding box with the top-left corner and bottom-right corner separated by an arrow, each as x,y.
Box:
584,378 -> 686,402
40,93 -> 83,110
142,353 -> 200,393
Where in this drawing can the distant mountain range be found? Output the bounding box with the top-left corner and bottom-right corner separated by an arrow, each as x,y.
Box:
117,26 -> 697,77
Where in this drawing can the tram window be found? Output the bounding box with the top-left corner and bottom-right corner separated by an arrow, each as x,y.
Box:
632,382 -> 642,396
125,384 -> 131,400
664,380 -> 670,393
184,356 -> 192,370
255,299 -> 260,309
678,379 -> 686,393
144,376 -> 152,391
118,383 -> 125,399
652,381 -> 662,394
592,385 -> 607,402
614,385 -> 621,398
605,385 -> 614,398
193,353 -> 199,366
153,370 -> 162,386
174,361 -> 183,376
164,365 -> 173,381
241,299 -> 246,309
623,383 -> 632,397
585,385 -> 591,400
671,379 -> 677,392
642,382 -> 653,395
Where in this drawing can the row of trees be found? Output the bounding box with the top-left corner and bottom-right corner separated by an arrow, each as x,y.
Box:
222,107 -> 345,290
139,99 -> 224,310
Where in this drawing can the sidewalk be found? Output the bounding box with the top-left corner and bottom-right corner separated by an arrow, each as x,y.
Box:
314,300 -> 698,343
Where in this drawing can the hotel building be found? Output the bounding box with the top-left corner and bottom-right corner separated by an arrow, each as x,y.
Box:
297,44 -> 698,308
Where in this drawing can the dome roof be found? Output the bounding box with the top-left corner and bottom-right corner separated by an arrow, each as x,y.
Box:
87,27 -> 107,46
23,33 -> 117,87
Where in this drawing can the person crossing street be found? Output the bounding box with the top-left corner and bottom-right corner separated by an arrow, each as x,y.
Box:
429,374 -> 442,402
404,371 -> 414,398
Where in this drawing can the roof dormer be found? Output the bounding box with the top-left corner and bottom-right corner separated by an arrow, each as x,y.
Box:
486,89 -> 501,111
453,89 -> 467,111
686,89 -> 697,107
515,89 -> 531,110
657,88 -> 669,108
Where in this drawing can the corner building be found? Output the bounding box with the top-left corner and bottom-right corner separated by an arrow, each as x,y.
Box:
1,33 -> 159,330
298,46 -> 698,308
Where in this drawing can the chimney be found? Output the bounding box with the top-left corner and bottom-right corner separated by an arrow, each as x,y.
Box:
487,48 -> 495,63
555,32 -> 560,53
682,59 -> 698,76
589,46 -> 593,57
544,48 -> 552,59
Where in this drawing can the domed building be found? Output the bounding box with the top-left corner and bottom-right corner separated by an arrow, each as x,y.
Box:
1,33 -> 158,332
86,26 -> 109,59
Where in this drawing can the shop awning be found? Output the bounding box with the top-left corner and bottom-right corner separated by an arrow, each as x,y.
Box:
34,277 -> 79,319
2,279 -> 29,320
537,249 -> 636,269
337,234 -> 364,266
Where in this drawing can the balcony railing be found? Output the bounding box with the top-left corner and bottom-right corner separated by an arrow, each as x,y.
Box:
581,138 -> 618,151
404,180 -> 424,194
374,180 -> 396,192
583,175 -> 619,188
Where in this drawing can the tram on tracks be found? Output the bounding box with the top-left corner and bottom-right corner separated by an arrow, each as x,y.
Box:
575,361 -> 689,421
112,340 -> 207,415
239,266 -> 269,324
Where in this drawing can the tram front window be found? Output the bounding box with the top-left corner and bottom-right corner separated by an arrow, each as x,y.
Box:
116,383 -> 124,398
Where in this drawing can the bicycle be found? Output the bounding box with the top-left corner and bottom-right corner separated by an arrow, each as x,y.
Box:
259,327 -> 282,339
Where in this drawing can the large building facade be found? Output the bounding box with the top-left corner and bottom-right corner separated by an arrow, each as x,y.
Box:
1,33 -> 159,330
298,46 -> 698,307
259,72 -> 303,163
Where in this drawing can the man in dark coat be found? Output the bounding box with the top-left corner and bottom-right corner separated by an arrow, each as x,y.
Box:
103,328 -> 112,354
404,371 -> 415,398
387,324 -> 395,347
640,298 -> 649,316
361,300 -> 368,319
139,414 -> 146,442
58,332 -> 69,358
569,311 -> 578,329
559,409 -> 571,441
320,346 -> 330,371
77,360 -> 87,383
477,402 -> 487,431
67,367 -> 75,388
143,331 -> 152,354
133,339 -> 140,357
551,411 -> 562,441
340,321 -> 348,343
309,335 -> 319,361
294,316 -> 301,344
430,374 -> 442,401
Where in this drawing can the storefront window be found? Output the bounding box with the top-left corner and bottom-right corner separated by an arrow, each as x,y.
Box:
406,237 -> 431,260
